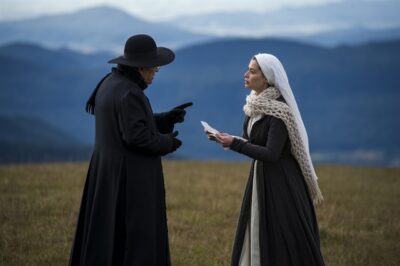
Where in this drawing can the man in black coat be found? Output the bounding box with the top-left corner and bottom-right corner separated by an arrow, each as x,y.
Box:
69,34 -> 192,266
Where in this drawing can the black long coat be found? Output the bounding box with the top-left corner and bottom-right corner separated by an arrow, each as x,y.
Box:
70,69 -> 176,266
229,115 -> 325,266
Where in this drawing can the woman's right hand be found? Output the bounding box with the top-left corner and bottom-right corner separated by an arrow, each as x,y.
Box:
215,133 -> 234,148
204,130 -> 217,141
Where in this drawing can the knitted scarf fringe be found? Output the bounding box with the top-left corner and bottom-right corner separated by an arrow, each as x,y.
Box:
243,87 -> 323,205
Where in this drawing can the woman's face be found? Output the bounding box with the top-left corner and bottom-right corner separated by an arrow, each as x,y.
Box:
139,66 -> 159,85
244,59 -> 268,94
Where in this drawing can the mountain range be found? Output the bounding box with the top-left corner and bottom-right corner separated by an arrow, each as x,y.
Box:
165,1 -> 400,42
1,38 -> 399,165
0,115 -> 91,163
1,4 -> 400,54
0,6 -> 213,53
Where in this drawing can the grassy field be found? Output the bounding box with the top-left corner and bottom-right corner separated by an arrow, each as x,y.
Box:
0,161 -> 399,265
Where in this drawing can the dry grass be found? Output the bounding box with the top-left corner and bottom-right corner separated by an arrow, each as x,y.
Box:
0,161 -> 399,265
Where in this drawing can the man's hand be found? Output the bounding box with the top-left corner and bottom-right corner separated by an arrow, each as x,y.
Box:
167,102 -> 193,123
170,130 -> 182,151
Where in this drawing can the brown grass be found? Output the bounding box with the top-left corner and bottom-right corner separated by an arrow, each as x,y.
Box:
0,161 -> 399,265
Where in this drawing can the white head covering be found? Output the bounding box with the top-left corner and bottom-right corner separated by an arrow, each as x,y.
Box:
254,53 -> 317,179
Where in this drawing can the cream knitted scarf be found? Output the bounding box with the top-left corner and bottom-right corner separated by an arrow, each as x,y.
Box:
243,87 -> 323,204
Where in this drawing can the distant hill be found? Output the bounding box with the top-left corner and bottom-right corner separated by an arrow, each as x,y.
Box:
0,38 -> 399,165
0,115 -> 91,163
0,6 -> 214,53
0,42 -> 110,146
299,27 -> 400,47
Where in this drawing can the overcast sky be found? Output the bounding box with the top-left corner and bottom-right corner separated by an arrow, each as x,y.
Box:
0,0 -> 345,22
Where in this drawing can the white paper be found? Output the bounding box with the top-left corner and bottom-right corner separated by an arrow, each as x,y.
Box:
201,121 -> 220,135
201,121 -> 248,142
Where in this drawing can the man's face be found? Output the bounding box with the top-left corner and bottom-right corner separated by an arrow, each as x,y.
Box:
138,66 -> 159,85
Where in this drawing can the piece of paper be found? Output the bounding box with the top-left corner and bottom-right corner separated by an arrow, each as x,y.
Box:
201,121 -> 247,142
201,121 -> 220,135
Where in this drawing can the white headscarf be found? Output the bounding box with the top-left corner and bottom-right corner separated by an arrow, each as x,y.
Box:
252,53 -> 322,203
255,54 -> 309,152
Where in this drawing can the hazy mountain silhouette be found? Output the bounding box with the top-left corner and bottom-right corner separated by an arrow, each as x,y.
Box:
297,27 -> 400,47
165,0 -> 400,43
2,4 -> 400,53
0,115 -> 91,163
0,6 -> 214,53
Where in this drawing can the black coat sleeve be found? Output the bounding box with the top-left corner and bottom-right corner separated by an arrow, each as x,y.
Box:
230,117 -> 288,162
118,91 -> 174,155
154,112 -> 174,134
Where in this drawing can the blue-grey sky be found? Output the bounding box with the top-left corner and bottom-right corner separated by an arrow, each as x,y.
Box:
0,0 -> 342,22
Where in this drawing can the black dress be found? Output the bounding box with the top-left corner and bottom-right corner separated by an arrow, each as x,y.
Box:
229,114 -> 325,266
69,68 -> 177,266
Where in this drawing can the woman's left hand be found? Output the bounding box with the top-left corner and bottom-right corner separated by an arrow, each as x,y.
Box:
215,133 -> 234,148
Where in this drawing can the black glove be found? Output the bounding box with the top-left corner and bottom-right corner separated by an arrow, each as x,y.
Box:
167,102 -> 193,124
170,130 -> 182,151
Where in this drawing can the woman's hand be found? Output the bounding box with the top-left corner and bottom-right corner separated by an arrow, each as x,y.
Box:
204,130 -> 217,141
215,133 -> 234,148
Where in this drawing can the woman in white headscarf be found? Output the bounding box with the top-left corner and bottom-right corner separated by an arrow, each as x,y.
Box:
206,54 -> 324,265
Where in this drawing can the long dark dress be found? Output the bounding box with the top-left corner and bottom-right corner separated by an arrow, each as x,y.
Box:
69,68 -> 176,266
229,114 -> 325,266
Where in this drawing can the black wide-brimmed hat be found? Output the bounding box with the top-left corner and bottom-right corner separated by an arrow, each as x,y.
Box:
108,34 -> 175,67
